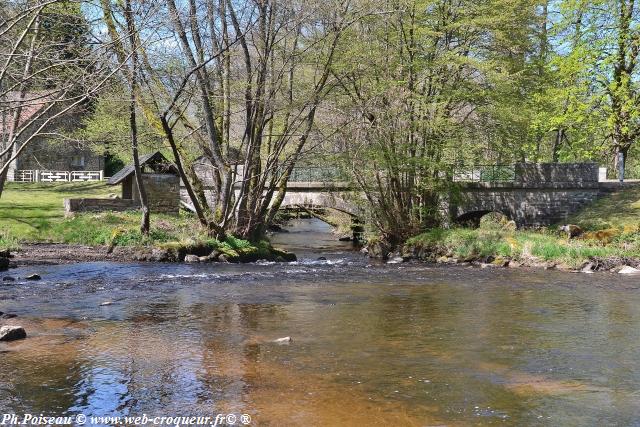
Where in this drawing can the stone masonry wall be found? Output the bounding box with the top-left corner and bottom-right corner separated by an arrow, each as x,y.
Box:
456,186 -> 601,226
66,173 -> 180,216
64,198 -> 137,216
515,162 -> 599,184
456,163 -> 603,226
132,174 -> 180,214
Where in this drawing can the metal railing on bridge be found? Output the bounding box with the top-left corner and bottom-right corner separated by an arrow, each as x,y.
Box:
289,165 -> 516,184
289,166 -> 347,183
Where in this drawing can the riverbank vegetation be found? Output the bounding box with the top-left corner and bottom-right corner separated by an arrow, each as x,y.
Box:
404,186 -> 640,270
405,226 -> 640,270
0,183 -> 293,262
1,0 -> 639,253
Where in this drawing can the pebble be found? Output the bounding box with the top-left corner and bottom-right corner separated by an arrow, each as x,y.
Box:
0,325 -> 26,342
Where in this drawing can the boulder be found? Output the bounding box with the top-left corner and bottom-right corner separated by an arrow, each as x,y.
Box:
618,266 -> 640,275
0,325 -> 26,342
270,247 -> 297,262
184,254 -> 200,263
25,274 -> 41,281
0,257 -> 9,272
558,224 -> 583,239
581,262 -> 595,273
366,240 -> 391,260
0,249 -> 11,258
150,248 -> 171,262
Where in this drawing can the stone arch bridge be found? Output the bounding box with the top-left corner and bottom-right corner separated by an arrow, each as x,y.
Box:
185,162 -> 622,228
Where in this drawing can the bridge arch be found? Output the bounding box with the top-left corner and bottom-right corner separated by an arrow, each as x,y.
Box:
454,209 -> 513,228
278,192 -> 360,217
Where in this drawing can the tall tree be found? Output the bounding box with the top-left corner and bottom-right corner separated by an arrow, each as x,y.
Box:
332,0 -> 539,244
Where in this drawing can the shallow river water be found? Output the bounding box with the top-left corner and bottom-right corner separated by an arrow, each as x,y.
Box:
1,219 -> 640,425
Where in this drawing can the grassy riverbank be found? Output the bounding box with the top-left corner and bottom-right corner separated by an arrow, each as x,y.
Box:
404,187 -> 640,270
0,182 -> 294,262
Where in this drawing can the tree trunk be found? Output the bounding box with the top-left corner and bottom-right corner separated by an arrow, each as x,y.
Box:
125,0 -> 149,234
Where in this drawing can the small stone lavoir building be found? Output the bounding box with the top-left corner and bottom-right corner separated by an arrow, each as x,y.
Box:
64,152 -> 180,215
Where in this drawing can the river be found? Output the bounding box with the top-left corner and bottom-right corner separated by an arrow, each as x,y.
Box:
1,219 -> 639,425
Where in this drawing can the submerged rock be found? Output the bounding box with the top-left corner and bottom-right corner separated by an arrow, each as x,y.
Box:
99,301 -> 113,306
273,336 -> 292,344
25,274 -> 41,281
184,254 -> 200,263
618,266 -> 640,275
0,325 -> 26,342
2,276 -> 15,282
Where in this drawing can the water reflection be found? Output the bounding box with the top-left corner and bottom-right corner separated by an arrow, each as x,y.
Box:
1,221 -> 640,424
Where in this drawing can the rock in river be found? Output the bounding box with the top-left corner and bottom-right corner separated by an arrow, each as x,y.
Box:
0,325 -> 27,342
2,276 -> 15,282
273,336 -> 292,344
25,274 -> 41,281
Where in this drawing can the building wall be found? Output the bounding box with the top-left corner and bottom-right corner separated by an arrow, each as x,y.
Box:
16,136 -> 103,171
131,173 -> 180,215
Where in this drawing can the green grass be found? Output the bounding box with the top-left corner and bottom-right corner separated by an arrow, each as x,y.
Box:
569,185 -> 640,230
0,181 -> 207,247
0,182 -> 113,238
0,182 -> 293,262
405,227 -> 638,268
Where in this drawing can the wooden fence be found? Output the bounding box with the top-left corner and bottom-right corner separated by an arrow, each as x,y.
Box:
13,170 -> 104,182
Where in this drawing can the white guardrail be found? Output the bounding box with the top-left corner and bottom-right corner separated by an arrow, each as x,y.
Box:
13,170 -> 104,182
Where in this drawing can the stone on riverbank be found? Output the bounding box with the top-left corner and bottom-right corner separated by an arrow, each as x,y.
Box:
184,254 -> 200,263
581,262 -> 595,273
618,266 -> 640,275
0,325 -> 26,342
0,257 -> 9,272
